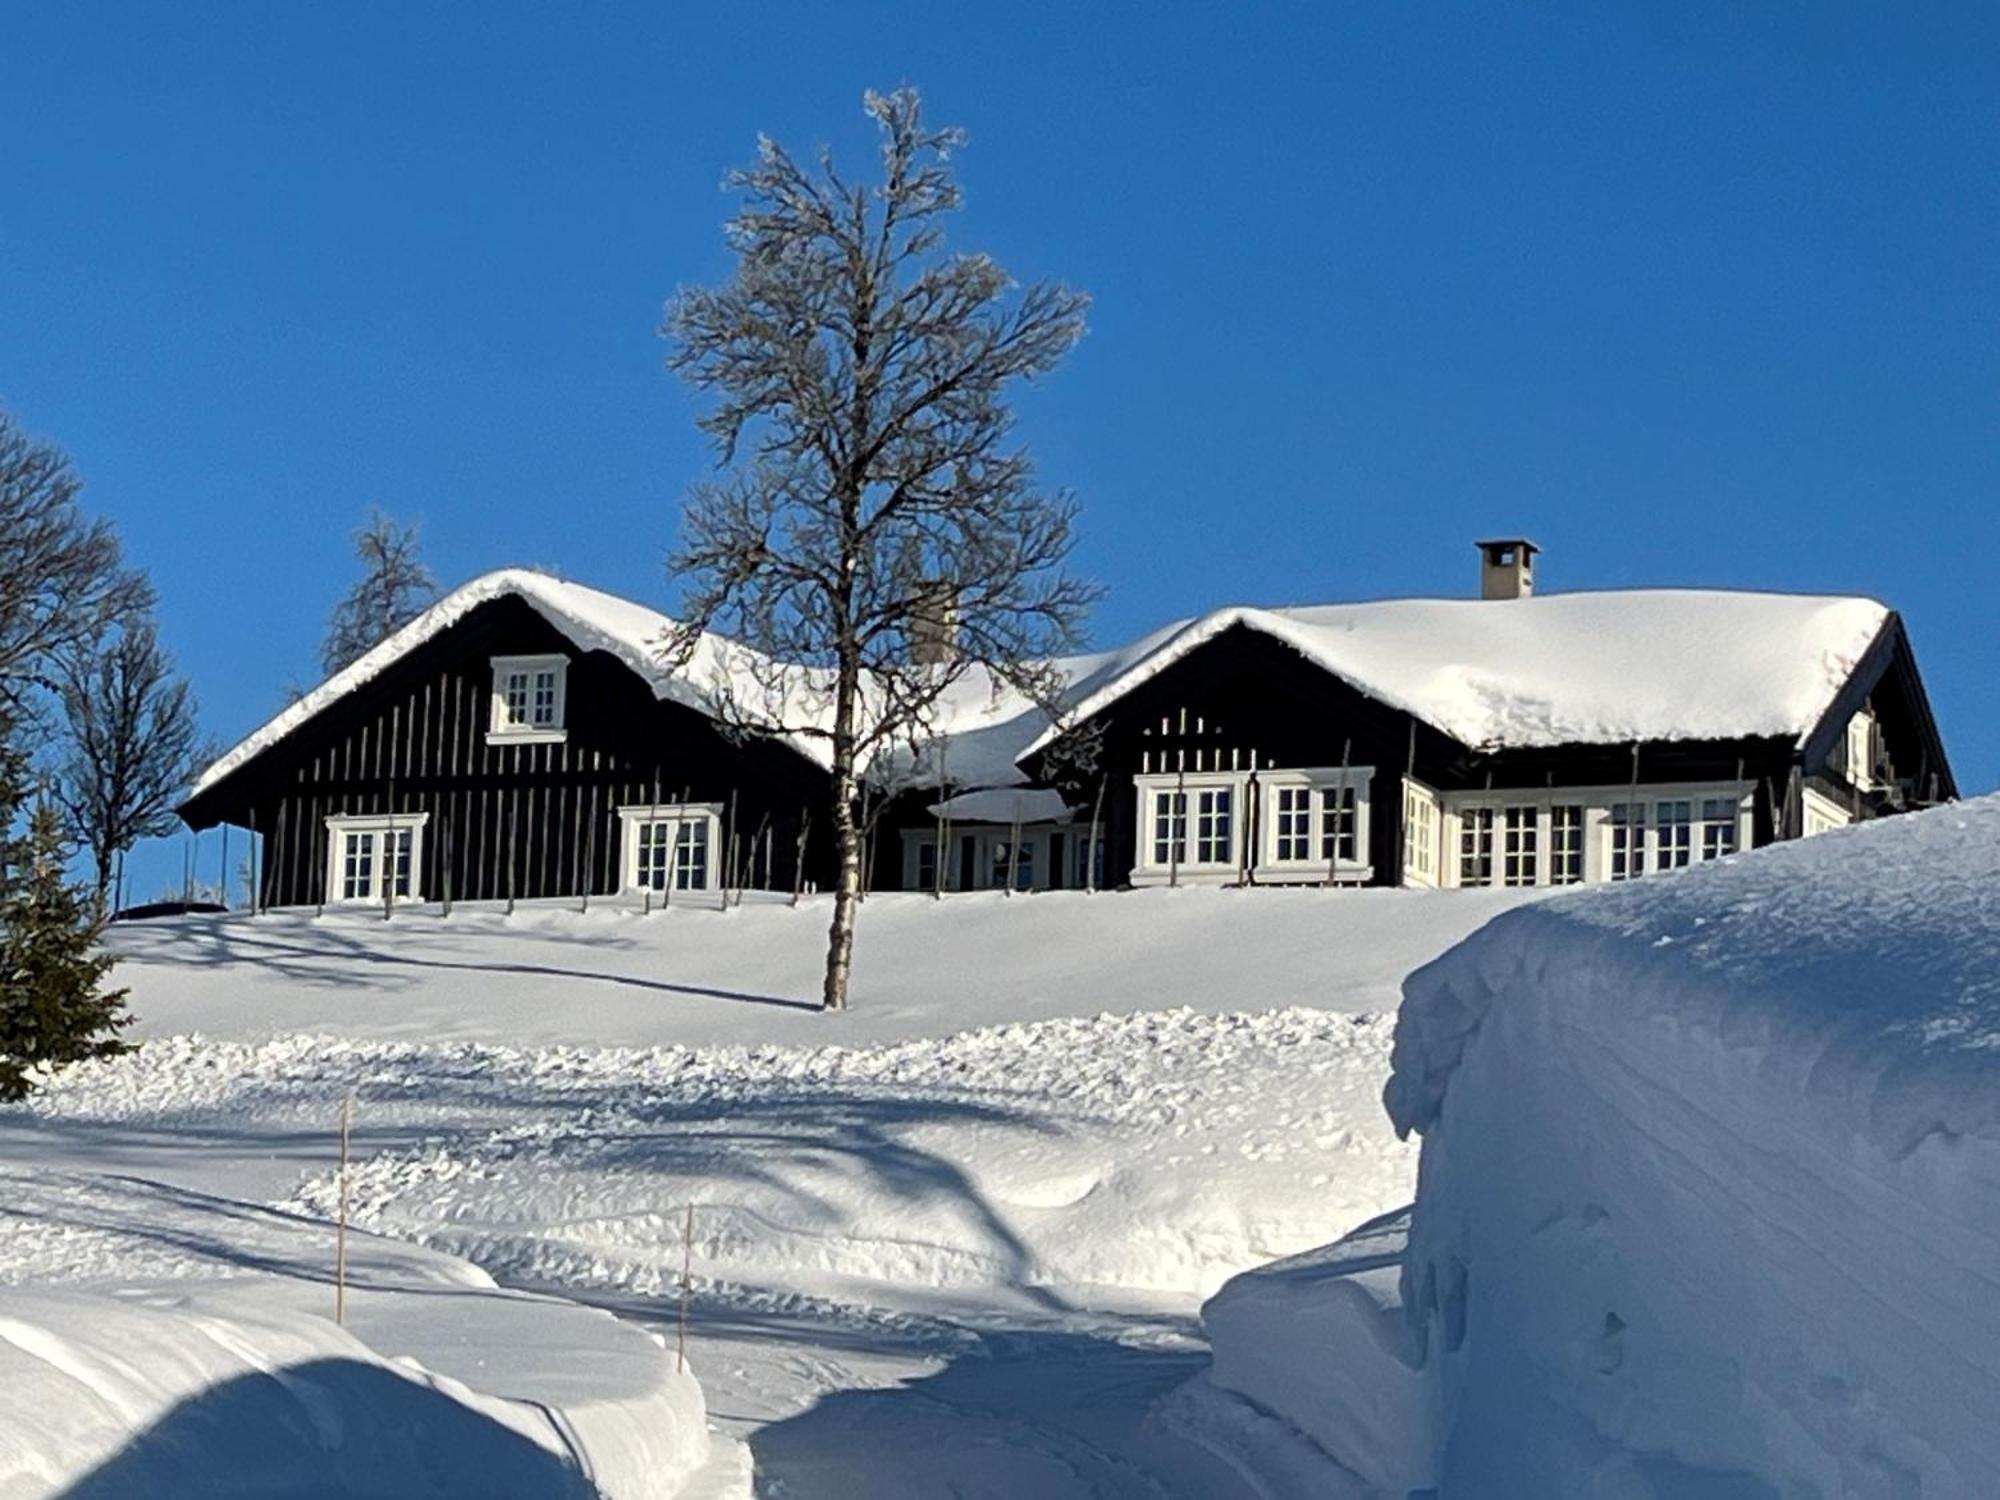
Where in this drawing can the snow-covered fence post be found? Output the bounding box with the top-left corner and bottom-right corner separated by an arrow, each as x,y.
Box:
792,808 -> 811,907
505,790 -> 519,916
335,1091 -> 352,1326
1006,803 -> 1024,896
1086,777 -> 1106,893
1327,738 -> 1352,886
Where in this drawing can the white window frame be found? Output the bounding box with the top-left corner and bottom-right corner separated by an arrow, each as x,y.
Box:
1445,783 -> 1753,888
1802,786 -> 1852,837
1132,772 -> 1244,886
1253,767 -> 1375,883
618,803 -> 723,893
488,654 -> 569,744
1844,710 -> 1879,792
1402,778 -> 1442,887
324,813 -> 429,905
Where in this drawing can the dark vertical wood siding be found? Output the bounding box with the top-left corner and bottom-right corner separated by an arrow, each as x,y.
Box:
182,596 -> 836,907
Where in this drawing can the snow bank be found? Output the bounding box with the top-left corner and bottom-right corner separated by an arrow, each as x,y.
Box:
1192,1207 -> 1435,1497
0,1168 -> 716,1500
1384,797 -> 2000,1495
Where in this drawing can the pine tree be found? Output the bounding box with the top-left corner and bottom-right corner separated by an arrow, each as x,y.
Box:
0,792 -> 132,1101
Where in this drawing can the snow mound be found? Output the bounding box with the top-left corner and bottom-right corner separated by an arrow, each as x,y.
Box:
1384,796 -> 2000,1495
0,1167 -> 716,1500
1190,1207 -> 1435,1497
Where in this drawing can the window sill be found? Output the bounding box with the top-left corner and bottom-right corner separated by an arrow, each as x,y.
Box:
1251,863 -> 1375,885
487,728 -> 568,747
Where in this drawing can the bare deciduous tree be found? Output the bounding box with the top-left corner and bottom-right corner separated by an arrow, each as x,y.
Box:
55,622 -> 208,904
0,406 -> 151,714
320,509 -> 439,677
662,87 -> 1097,1012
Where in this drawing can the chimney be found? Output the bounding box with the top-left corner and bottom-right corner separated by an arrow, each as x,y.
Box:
910,582 -> 960,667
1476,537 -> 1538,600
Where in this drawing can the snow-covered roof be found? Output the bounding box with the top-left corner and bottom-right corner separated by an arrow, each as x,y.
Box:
192,568 -> 833,797
196,573 -> 1892,802
924,787 -> 1074,825
1022,589 -> 1891,758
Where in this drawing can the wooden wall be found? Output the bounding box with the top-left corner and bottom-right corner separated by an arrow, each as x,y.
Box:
181,596 -> 836,907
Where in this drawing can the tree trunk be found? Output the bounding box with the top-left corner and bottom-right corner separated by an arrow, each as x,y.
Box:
822,741 -> 863,1012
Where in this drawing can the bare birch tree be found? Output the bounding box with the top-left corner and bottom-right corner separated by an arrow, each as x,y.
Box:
320,509 -> 438,676
662,87 -> 1097,1012
0,406 -> 150,715
54,621 -> 209,904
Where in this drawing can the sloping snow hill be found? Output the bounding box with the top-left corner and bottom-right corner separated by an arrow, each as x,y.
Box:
1374,796 -> 2000,1496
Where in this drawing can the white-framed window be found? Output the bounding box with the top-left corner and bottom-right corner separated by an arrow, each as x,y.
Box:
618,804 -> 721,892
1654,800 -> 1694,871
1609,802 -> 1647,881
1501,806 -> 1539,887
1402,779 -> 1441,886
1446,784 -> 1751,888
489,654 -> 568,743
1845,710 -> 1879,791
1458,807 -> 1496,887
1549,805 -> 1585,885
1273,785 -> 1314,862
1699,798 -> 1739,860
324,813 -> 428,904
915,840 -> 939,892
1802,786 -> 1852,837
1134,768 -> 1373,886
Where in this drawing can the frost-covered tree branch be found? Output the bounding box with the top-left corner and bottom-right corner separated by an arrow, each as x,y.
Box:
661,87 -> 1097,1011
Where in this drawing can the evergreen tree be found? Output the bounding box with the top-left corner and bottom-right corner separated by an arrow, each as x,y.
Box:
0,791 -> 132,1101
319,510 -> 439,677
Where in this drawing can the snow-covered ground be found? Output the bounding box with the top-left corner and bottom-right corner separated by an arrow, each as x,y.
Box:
1194,796 -> 2000,1497
4,886 -> 1526,1496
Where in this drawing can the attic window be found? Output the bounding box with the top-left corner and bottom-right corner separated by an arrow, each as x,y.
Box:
489,655 -> 568,743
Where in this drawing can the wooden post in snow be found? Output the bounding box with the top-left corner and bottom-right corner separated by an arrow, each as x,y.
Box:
248,808 -> 259,915
1326,738 -> 1352,886
677,1202 -> 694,1375
335,1091 -> 352,1326
1005,801 -> 1024,896
792,808 -> 811,907
505,791 -> 518,916
1086,777 -> 1106,894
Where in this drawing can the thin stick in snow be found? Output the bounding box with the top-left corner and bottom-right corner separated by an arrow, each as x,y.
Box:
792,808 -> 810,907
1327,738 -> 1352,886
1087,777 -> 1105,893
677,1202 -> 694,1375
335,1091 -> 352,1327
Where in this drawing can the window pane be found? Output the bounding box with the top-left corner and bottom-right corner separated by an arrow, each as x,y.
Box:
675,819 -> 709,890
504,671 -> 531,726
1610,803 -> 1646,880
1699,798 -> 1739,860
342,832 -> 373,900
391,828 -> 413,898
532,669 -> 559,726
1549,806 -> 1584,885
1656,800 -> 1693,870
1152,790 -> 1186,866
917,841 -> 938,891
1459,808 -> 1495,887
1502,806 -> 1538,887
1196,788 -> 1232,864
1320,786 -> 1357,864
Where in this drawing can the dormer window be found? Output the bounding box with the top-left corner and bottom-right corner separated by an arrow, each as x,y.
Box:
488,654 -> 568,743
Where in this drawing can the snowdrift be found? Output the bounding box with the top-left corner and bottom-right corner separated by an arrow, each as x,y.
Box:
0,1169 -> 715,1500
1379,797 -> 2000,1496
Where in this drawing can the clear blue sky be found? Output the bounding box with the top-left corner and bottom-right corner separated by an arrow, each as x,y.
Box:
3,3 -> 1993,898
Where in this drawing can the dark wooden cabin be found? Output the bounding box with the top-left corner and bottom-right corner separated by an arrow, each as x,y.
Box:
179,579 -> 837,909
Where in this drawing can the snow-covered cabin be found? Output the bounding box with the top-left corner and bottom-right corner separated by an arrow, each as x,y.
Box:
179,544 -> 1955,908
